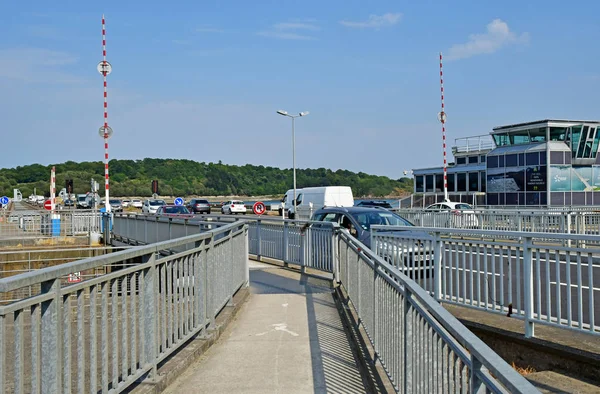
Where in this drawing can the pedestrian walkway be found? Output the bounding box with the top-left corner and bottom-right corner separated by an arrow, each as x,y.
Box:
163,260 -> 375,393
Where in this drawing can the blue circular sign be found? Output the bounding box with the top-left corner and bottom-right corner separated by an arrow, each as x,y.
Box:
174,197 -> 184,206
0,196 -> 8,205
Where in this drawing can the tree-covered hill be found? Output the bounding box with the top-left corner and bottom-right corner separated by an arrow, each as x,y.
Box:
0,159 -> 413,198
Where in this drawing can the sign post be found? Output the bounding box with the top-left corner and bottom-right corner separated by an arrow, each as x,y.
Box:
174,197 -> 184,206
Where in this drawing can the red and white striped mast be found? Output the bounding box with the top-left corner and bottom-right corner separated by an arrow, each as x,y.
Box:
98,14 -> 113,212
438,52 -> 449,202
50,166 -> 56,213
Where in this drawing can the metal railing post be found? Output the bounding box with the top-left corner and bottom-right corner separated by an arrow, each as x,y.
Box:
244,226 -> 250,286
283,221 -> 289,267
300,225 -> 306,274
403,289 -> 413,394
256,219 -> 262,260
40,279 -> 62,394
434,232 -> 442,301
141,253 -> 158,380
523,236 -> 535,338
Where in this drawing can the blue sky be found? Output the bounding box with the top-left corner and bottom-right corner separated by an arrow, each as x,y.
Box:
1,1 -> 599,178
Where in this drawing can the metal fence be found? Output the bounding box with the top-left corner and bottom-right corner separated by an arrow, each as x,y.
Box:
0,210 -> 101,238
337,230 -> 536,393
371,226 -> 600,338
0,221 -> 248,394
396,208 -> 600,237
239,218 -> 536,392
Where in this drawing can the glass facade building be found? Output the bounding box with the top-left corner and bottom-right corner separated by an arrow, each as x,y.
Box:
412,120 -> 600,206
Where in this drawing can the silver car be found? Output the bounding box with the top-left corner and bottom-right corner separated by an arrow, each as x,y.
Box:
311,206 -> 434,279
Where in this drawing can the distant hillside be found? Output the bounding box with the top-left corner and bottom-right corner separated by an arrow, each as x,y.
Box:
0,159 -> 413,198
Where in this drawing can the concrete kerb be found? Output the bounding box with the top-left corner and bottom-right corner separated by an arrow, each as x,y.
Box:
126,286 -> 251,394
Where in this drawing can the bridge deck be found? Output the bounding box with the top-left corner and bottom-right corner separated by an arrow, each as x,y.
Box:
163,260 -> 379,393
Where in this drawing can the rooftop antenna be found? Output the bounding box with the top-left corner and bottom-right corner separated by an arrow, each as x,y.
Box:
438,52 -> 449,202
97,14 -> 113,213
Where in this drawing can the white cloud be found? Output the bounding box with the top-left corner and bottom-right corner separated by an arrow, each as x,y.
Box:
258,20 -> 319,40
195,26 -> 224,33
0,48 -> 83,83
339,13 -> 402,29
447,19 -> 529,60
273,22 -> 319,31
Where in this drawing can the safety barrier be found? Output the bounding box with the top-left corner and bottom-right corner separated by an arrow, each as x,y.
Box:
371,226 -> 600,338
0,221 -> 248,393
396,208 -> 600,237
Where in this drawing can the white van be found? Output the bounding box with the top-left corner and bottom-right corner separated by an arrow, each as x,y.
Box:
287,186 -> 354,219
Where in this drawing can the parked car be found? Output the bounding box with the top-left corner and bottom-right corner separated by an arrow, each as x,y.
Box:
63,199 -> 75,208
356,200 -> 393,209
155,205 -> 193,218
122,199 -> 131,208
109,199 -> 123,212
142,199 -> 166,214
186,198 -> 211,214
311,206 -> 433,278
422,202 -> 480,228
221,200 -> 247,214
131,199 -> 143,209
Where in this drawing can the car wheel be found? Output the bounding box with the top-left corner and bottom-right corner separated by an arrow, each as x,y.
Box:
278,208 -> 283,216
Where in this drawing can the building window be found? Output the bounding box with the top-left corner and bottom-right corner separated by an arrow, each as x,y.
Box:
435,174 -> 444,192
415,176 -> 424,192
550,151 -> 564,164
505,154 -> 518,167
498,155 -> 505,167
468,172 -> 479,191
456,157 -> 466,165
447,173 -> 456,192
425,175 -> 434,192
468,156 -> 479,164
550,127 -> 568,141
526,152 -> 539,166
480,172 -> 486,192
480,155 -> 486,163
529,127 -> 546,143
487,155 -> 498,168
510,131 -> 530,145
493,133 -> 509,146
457,173 -> 467,191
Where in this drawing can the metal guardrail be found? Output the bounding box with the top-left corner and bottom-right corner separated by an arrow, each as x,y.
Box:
371,226 -> 600,338
0,210 -> 101,238
237,217 -> 536,393
338,230 -> 536,393
0,221 -> 248,393
396,208 -> 600,238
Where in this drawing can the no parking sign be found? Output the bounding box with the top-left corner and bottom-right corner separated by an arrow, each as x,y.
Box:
252,201 -> 266,215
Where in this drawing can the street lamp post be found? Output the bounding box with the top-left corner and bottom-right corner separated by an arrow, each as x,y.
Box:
277,110 -> 309,219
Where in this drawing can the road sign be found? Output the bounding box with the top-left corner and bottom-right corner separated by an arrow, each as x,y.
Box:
44,199 -> 53,210
0,196 -> 8,205
253,201 -> 266,215
68,272 -> 82,283
174,197 -> 184,206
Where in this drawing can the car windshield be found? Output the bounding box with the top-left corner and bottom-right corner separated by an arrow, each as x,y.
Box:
164,206 -> 189,214
109,200 -> 120,204
232,201 -> 244,204
78,196 -> 86,202
351,211 -> 413,231
455,203 -> 473,210
196,200 -> 209,204
149,200 -> 166,206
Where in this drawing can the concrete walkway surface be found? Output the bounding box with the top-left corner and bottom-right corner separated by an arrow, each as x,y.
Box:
163,260 -> 373,393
